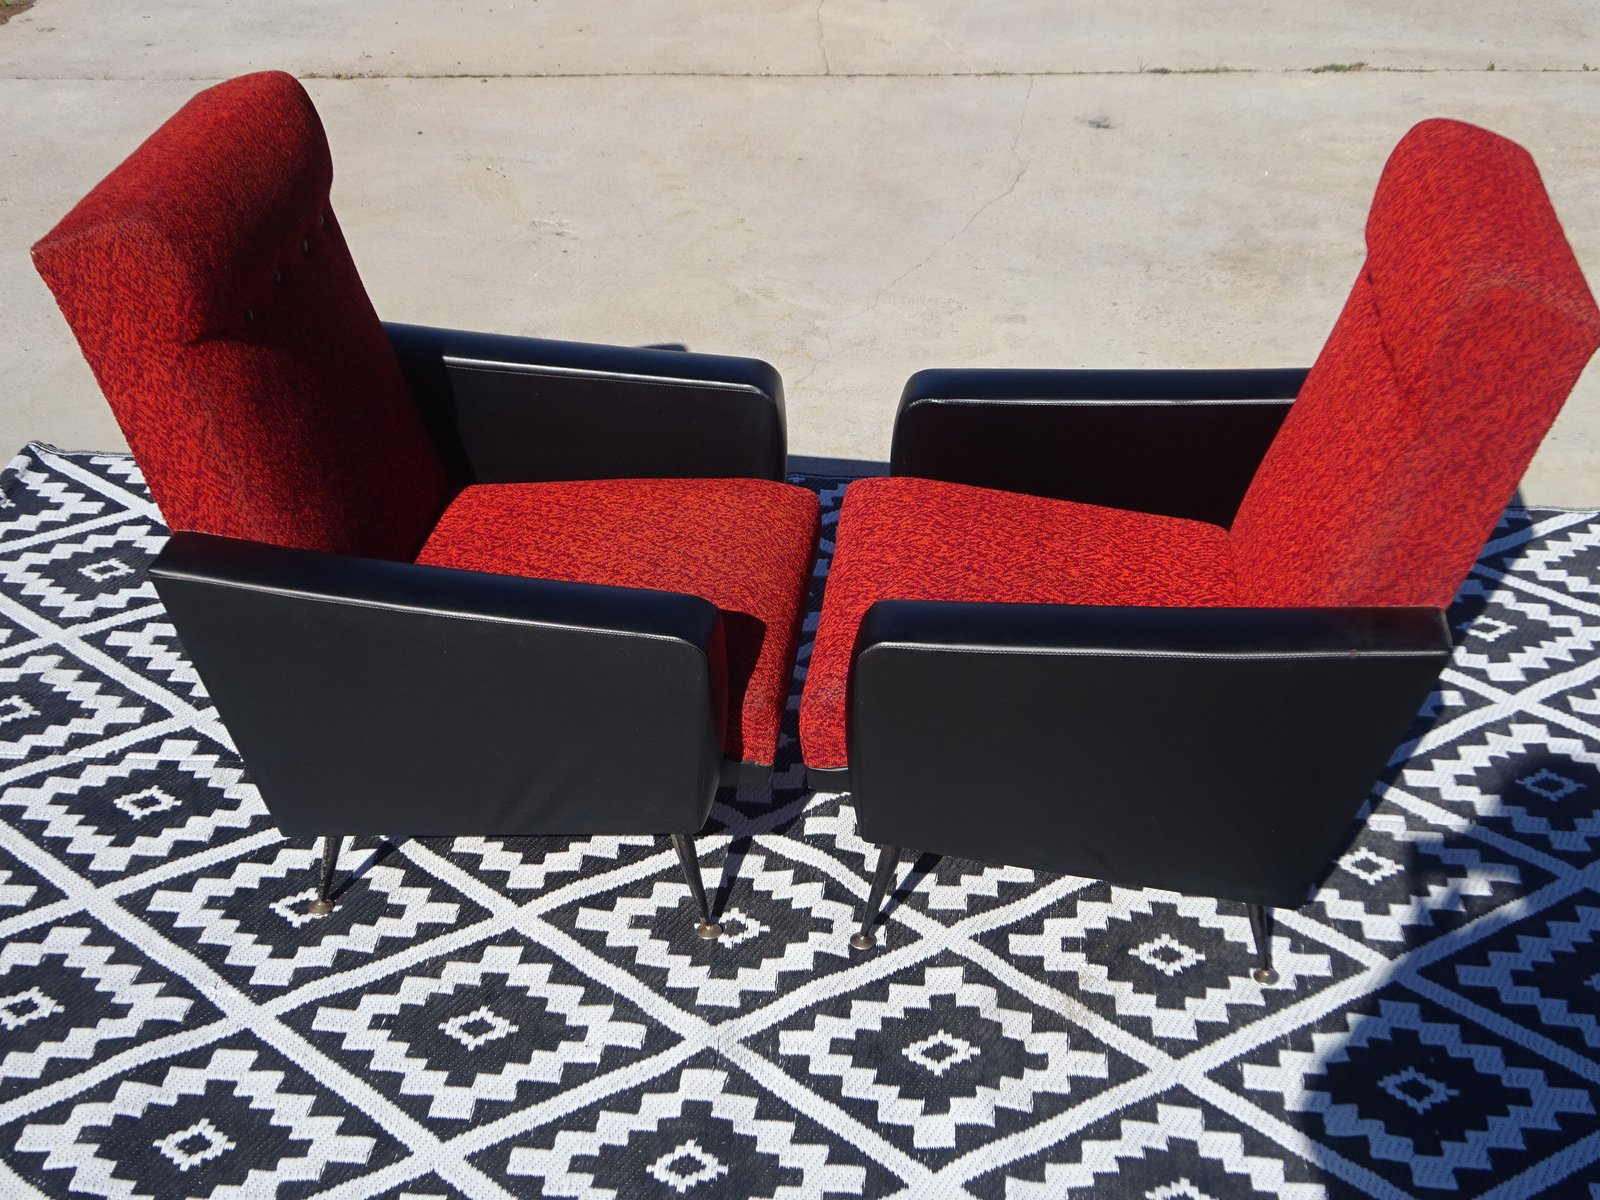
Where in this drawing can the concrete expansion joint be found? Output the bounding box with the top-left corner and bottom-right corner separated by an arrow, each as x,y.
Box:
15,67 -> 1600,84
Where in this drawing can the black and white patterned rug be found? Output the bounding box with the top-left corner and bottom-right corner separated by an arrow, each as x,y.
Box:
1,440 -> 1598,1200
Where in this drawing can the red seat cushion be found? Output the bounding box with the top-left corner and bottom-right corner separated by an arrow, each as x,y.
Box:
417,478 -> 820,765
798,477 -> 1236,769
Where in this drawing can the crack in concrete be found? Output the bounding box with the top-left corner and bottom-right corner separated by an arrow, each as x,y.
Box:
785,77 -> 1035,399
814,0 -> 831,77
789,320 -> 834,398
859,75 -> 1034,316
917,15 -> 974,73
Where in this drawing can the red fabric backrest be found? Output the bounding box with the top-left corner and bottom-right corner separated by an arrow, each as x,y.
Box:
32,71 -> 448,560
1231,119 -> 1600,608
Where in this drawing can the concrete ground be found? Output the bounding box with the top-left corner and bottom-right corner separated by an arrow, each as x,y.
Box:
3,2 -> 1599,500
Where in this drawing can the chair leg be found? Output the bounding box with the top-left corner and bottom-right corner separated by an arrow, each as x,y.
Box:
1248,903 -> 1278,984
307,835 -> 342,916
851,844 -> 901,951
671,833 -> 723,940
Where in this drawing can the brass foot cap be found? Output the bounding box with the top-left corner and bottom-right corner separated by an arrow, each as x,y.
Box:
696,922 -> 723,940
1252,967 -> 1279,985
849,932 -> 877,951
307,899 -> 336,916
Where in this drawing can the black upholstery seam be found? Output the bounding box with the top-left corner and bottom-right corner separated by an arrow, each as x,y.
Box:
152,575 -> 712,649
445,362 -> 767,398
860,644 -> 1447,660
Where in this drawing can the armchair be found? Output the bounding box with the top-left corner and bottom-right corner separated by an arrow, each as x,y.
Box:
32,71 -> 820,940
798,119 -> 1600,979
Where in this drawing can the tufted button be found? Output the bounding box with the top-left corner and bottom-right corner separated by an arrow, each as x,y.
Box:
301,238 -> 310,253
245,309 -> 255,322
273,269 -> 283,285
319,213 -> 327,228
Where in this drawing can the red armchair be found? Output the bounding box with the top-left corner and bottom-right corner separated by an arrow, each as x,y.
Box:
799,119 -> 1600,978
33,71 -> 820,939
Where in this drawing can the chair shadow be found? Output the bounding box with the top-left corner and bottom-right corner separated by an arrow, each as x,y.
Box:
710,833 -> 753,922
877,852 -> 942,926
328,837 -> 400,903
1287,498 -> 1597,1194
1289,744 -> 1594,1196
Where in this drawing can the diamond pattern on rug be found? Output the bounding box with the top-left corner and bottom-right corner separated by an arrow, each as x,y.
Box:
445,833 -> 658,896
564,843 -> 859,1009
1496,520 -> 1600,605
1401,717 -> 1600,864
801,796 -> 1041,921
79,620 -> 209,703
0,921 -> 217,1105
0,523 -> 164,623
993,887 -> 1347,1046
1231,996 -> 1596,1194
0,449 -> 107,545
967,1097 -> 1332,1200
0,735 -> 266,876
1448,579 -> 1600,686
760,955 -> 1136,1162
1303,809 -> 1549,954
1422,890 -> 1600,1060
131,840 -> 477,992
297,936 -> 674,1129
4,1035 -> 403,1200
491,1057 -> 897,1199
0,653 -> 145,765
0,444 -> 1597,1199
0,844 -> 65,914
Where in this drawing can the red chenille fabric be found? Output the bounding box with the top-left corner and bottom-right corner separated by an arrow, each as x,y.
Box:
798,477 -> 1236,769
32,71 -> 448,561
1232,119 -> 1600,608
417,478 -> 821,764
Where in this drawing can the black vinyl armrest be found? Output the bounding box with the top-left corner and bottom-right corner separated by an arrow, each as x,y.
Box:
848,599 -> 1449,906
386,321 -> 787,485
891,368 -> 1308,526
151,531 -> 727,838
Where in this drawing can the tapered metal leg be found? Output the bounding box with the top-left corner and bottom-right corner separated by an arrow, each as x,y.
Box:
1248,903 -> 1278,984
851,844 -> 900,951
307,835 -> 342,916
671,833 -> 722,940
